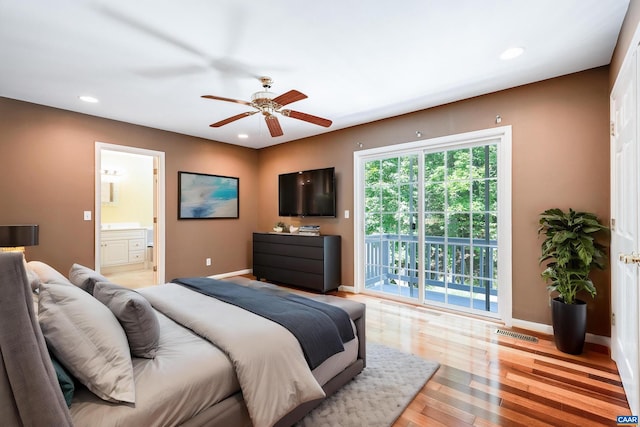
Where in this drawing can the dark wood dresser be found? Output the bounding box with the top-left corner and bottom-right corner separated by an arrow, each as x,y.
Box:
252,232 -> 341,293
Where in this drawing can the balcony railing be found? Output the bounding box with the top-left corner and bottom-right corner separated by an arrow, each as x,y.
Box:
365,233 -> 498,312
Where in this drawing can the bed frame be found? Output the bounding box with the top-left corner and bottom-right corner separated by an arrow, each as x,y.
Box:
0,252 -> 366,427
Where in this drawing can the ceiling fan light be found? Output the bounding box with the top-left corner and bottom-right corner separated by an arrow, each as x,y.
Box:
251,91 -> 276,102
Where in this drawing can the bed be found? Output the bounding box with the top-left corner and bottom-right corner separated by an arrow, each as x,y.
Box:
0,252 -> 366,427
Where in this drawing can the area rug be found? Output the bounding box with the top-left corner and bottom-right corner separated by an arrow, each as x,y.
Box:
295,342 -> 440,427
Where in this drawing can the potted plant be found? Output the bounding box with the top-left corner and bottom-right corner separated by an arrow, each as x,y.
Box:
538,208 -> 608,354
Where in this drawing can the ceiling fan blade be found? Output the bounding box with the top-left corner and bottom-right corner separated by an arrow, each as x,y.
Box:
100,6 -> 206,58
210,112 -> 256,127
281,110 -> 332,127
137,64 -> 208,78
265,114 -> 284,137
201,95 -> 252,106
272,90 -> 307,107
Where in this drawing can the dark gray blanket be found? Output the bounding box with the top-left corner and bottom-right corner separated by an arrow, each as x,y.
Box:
171,277 -> 355,369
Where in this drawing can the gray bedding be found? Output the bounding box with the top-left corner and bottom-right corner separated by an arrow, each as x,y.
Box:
70,307 -> 359,427
0,252 -> 366,427
172,277 -> 354,369
139,283 -> 327,427
70,284 -> 359,427
70,311 -> 240,426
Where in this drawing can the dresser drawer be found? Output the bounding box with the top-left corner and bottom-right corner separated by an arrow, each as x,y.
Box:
254,253 -> 324,274
254,241 -> 324,260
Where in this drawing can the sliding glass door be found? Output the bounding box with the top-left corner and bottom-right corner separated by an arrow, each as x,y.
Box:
357,127 -> 510,320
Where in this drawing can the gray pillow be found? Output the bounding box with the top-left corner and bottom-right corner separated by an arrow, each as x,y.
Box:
38,282 -> 135,404
93,282 -> 160,359
27,261 -> 72,289
68,263 -> 109,294
25,265 -> 41,292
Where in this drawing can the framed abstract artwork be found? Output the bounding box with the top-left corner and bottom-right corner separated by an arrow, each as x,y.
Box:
178,171 -> 239,219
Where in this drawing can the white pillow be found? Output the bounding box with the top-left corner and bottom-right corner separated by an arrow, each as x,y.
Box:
38,282 -> 135,403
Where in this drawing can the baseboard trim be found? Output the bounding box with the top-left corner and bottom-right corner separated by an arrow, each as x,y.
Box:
512,318 -> 610,348
210,269 -> 252,279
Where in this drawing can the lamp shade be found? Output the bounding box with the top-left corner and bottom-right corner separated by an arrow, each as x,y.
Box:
0,225 -> 39,247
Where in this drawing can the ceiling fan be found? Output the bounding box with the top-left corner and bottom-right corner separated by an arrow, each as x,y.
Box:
202,77 -> 332,137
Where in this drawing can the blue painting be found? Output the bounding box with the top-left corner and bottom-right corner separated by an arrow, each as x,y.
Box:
179,172 -> 239,219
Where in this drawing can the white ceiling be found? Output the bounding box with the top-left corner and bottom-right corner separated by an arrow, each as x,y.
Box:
0,0 -> 630,149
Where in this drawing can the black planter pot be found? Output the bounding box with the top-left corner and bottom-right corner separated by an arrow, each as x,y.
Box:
551,297 -> 587,355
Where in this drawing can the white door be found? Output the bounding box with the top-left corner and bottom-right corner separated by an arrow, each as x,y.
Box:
611,46 -> 640,415
95,142 -> 166,284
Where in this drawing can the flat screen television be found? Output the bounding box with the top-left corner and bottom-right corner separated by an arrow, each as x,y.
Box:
278,167 -> 336,217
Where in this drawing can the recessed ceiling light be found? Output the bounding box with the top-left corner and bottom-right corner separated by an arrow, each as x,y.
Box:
238,134 -> 249,139
499,47 -> 524,60
79,95 -> 99,103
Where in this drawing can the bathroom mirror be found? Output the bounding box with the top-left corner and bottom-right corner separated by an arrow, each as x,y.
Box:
101,181 -> 119,205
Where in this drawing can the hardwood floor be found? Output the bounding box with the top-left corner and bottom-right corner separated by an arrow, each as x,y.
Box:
335,291 -> 631,427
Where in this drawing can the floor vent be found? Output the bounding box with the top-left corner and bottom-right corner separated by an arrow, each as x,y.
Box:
495,329 -> 539,343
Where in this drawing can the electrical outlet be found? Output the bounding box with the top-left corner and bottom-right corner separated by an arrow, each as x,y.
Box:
206,258 -> 211,266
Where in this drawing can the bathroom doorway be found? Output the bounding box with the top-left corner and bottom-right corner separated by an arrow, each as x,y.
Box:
94,142 -> 165,287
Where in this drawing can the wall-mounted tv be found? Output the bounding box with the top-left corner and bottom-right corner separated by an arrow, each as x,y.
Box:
278,167 -> 336,217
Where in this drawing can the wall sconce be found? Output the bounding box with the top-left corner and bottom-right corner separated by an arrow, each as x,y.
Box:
0,225 -> 39,254
101,169 -> 122,183
416,131 -> 422,138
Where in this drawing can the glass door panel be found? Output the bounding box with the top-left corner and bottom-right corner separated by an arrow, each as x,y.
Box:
364,154 -> 419,299
424,144 -> 499,313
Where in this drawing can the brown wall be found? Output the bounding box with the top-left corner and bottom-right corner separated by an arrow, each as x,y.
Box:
0,66 -> 611,336
0,98 -> 259,281
258,67 -> 611,336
